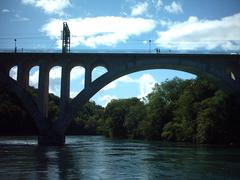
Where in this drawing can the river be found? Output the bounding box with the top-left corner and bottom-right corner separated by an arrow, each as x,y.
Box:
0,136 -> 239,179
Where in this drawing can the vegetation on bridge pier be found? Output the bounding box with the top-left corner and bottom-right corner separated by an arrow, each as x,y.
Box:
0,77 -> 240,144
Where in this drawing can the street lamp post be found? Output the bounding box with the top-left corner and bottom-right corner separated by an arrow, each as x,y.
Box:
149,39 -> 152,53
14,39 -> 17,53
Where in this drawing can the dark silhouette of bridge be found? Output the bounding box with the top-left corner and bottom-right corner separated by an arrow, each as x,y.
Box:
0,52 -> 239,145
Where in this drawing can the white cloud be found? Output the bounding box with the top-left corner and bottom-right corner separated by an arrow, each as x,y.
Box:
118,75 -> 138,83
41,16 -> 156,48
131,2 -> 148,16
164,1 -> 183,14
99,95 -> 117,107
48,67 -> 62,96
159,19 -> 175,27
70,66 -> 85,80
29,70 -> 39,88
97,73 -> 157,106
21,0 -> 71,15
138,74 -> 156,98
101,75 -> 137,91
49,66 -> 62,79
102,81 -> 117,91
100,73 -> 156,99
2,9 -> 10,13
156,13 -> 240,51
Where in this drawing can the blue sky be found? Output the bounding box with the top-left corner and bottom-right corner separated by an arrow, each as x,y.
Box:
2,0 -> 240,106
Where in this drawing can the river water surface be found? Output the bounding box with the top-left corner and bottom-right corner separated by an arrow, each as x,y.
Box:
0,136 -> 239,179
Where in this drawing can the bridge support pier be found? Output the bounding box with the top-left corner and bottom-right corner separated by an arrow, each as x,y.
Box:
38,132 -> 65,146
17,64 -> 29,88
38,64 -> 49,119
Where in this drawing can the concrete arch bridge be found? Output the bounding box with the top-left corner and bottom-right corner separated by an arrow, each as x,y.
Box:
0,53 -> 239,145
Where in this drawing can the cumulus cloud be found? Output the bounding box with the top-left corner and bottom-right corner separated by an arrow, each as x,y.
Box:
48,67 -> 62,96
164,1 -> 183,14
99,95 -> 117,107
21,0 -> 71,15
101,73 -> 156,100
41,16 -> 156,48
101,75 -> 137,91
156,13 -> 240,51
131,2 -> 148,16
138,74 -> 156,99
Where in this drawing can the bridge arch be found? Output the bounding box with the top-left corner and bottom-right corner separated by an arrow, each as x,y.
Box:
58,58 -> 236,134
92,66 -> 108,82
1,53 -> 239,145
9,66 -> 18,80
70,66 -> 85,98
29,66 -> 39,88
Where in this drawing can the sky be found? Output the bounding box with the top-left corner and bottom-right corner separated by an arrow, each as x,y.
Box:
2,0 -> 240,106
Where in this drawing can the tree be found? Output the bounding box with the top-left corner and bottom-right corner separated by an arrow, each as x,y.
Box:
141,78 -> 188,140
67,101 -> 104,135
196,90 -> 228,143
102,98 -> 146,138
0,90 -> 38,135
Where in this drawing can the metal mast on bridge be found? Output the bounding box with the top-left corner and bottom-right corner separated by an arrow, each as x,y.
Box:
62,22 -> 70,53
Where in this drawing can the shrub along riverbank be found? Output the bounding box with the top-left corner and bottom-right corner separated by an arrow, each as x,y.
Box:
0,77 -> 240,144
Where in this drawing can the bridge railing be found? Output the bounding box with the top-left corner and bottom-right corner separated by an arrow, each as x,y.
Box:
0,48 -> 239,55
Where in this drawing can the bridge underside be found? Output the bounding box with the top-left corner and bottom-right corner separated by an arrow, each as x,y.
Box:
0,53 -> 239,145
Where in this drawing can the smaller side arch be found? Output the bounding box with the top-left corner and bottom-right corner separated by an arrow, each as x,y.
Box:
29,66 -> 40,89
70,66 -> 85,98
9,65 -> 18,80
92,66 -> 108,82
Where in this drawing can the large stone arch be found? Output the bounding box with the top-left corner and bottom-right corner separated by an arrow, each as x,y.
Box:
55,55 -> 239,134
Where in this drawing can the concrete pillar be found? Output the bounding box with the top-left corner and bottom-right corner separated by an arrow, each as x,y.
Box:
17,64 -> 29,88
85,66 -> 92,88
60,65 -> 70,119
38,63 -> 49,120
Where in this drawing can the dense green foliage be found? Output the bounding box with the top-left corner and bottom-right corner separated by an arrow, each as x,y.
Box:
0,77 -> 240,144
99,98 -> 145,138
100,77 -> 240,144
0,91 -> 38,135
67,101 -> 104,135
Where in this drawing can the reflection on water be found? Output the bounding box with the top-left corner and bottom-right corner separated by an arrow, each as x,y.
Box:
0,136 -> 240,179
